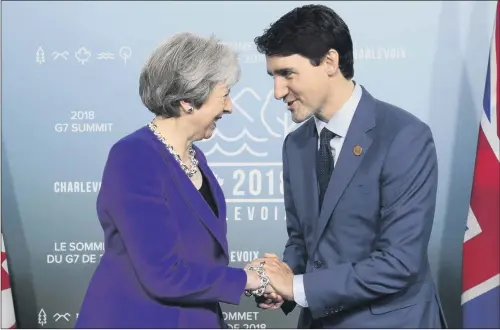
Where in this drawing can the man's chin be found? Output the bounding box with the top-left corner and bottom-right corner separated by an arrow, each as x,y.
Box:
291,112 -> 313,124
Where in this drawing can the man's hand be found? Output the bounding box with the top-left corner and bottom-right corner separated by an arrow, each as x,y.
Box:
251,254 -> 285,310
248,253 -> 295,301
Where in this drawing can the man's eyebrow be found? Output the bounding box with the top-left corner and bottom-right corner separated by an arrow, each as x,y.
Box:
267,68 -> 293,76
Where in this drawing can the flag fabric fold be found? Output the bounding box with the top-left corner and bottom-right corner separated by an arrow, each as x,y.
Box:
1,233 -> 17,329
461,2 -> 500,328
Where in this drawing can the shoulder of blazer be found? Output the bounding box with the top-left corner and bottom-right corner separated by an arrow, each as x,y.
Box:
371,97 -> 430,141
354,85 -> 428,140
98,128 -> 176,215
106,126 -> 172,171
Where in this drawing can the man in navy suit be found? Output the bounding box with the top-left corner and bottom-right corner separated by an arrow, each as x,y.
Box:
249,4 -> 448,328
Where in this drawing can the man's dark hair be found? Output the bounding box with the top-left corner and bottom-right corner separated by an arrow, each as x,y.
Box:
254,4 -> 354,79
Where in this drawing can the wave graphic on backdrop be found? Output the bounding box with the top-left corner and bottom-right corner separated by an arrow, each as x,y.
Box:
204,127 -> 268,142
200,87 -> 300,158
201,126 -> 268,157
204,142 -> 267,157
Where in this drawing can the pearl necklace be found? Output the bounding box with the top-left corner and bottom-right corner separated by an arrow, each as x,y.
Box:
148,122 -> 199,177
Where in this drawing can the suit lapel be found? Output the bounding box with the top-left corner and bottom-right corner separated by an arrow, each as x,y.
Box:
196,153 -> 229,254
295,120 -> 320,222
153,137 -> 229,258
314,88 -> 376,251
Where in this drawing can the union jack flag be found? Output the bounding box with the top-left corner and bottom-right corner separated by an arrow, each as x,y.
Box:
461,2 -> 500,328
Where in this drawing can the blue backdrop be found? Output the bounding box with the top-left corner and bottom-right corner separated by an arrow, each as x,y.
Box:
1,1 -> 497,328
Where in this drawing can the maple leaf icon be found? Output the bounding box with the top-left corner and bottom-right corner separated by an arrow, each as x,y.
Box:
75,47 -> 91,64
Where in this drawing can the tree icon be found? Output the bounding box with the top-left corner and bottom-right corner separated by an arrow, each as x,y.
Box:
36,47 -> 45,65
38,308 -> 47,326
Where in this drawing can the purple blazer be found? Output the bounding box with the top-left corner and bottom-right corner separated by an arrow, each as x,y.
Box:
75,126 -> 247,328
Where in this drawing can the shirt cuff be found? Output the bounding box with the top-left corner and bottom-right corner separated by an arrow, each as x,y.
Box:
293,274 -> 309,307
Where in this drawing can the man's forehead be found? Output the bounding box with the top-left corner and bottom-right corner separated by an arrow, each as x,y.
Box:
265,54 -> 307,74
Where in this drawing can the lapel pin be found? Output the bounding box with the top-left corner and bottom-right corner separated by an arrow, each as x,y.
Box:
353,145 -> 362,156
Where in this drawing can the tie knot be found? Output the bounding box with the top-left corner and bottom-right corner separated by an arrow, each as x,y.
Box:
320,128 -> 335,144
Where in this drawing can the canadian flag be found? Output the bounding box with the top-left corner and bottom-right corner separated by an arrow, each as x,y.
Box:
1,233 -> 17,329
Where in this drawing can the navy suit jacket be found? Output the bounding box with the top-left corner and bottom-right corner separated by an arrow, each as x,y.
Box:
75,126 -> 247,328
281,86 -> 448,328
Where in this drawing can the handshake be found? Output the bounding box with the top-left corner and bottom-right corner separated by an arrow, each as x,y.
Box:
243,253 -> 294,310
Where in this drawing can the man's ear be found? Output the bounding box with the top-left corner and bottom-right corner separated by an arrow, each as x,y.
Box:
324,49 -> 339,76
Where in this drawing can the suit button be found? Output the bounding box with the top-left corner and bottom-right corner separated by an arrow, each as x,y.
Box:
314,261 -> 323,268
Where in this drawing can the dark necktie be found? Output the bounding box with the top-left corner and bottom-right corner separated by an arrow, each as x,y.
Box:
317,128 -> 336,206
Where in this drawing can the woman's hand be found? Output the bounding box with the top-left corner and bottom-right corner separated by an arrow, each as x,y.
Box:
257,292 -> 284,310
244,269 -> 261,291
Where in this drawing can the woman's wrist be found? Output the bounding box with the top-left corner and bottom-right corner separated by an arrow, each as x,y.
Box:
243,263 -> 270,297
244,268 -> 256,290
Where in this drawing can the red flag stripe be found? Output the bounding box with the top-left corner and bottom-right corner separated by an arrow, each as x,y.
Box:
462,127 -> 500,292
496,2 -> 500,139
1,252 -> 10,290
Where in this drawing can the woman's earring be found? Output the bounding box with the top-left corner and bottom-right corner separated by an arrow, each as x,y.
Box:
186,107 -> 194,114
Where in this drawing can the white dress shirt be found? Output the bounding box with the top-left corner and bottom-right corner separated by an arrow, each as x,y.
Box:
292,82 -> 363,308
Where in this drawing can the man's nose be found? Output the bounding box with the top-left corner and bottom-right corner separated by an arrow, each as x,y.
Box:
273,78 -> 288,100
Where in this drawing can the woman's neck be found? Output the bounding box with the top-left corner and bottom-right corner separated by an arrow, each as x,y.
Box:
152,116 -> 194,163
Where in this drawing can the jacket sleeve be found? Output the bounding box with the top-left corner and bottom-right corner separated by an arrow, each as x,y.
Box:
302,121 -> 439,319
101,138 -> 247,305
281,134 -> 308,314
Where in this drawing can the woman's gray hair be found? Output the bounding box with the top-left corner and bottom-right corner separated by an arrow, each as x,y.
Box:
139,32 -> 241,117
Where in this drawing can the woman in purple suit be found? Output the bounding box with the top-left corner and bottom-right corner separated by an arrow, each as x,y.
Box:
75,32 -> 271,329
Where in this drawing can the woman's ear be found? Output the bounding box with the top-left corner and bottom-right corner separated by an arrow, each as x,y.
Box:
179,100 -> 194,114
